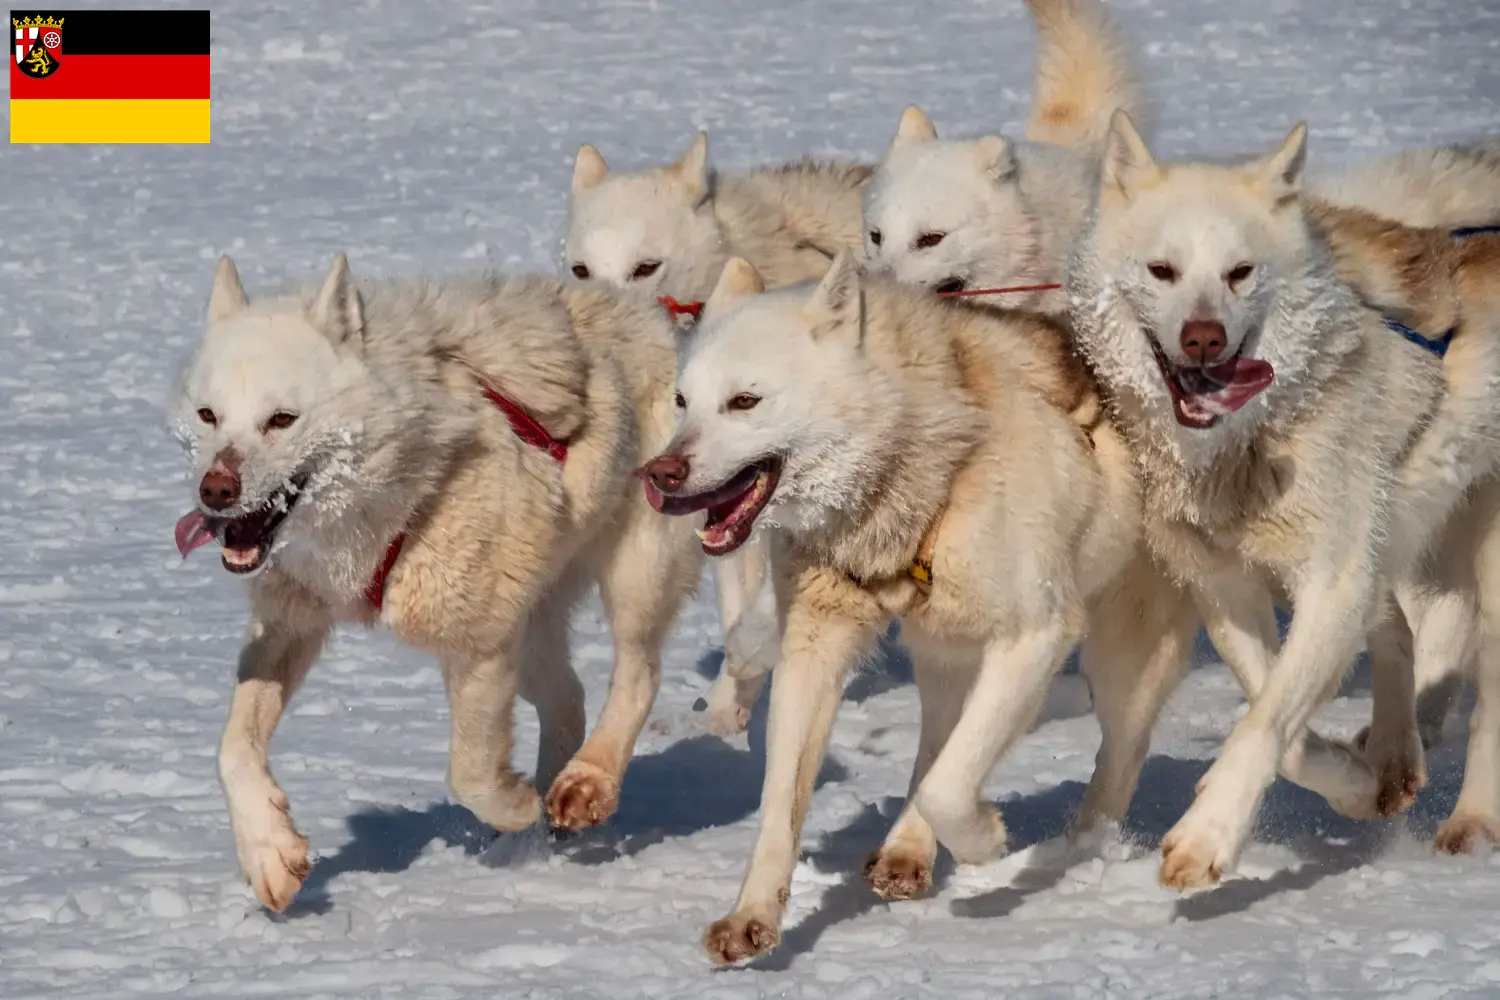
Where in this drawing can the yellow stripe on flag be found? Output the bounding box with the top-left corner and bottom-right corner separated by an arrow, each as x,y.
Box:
10,99 -> 210,144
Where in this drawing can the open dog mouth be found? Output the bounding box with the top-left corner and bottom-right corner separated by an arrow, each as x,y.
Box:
933,277 -> 966,295
1145,334 -> 1274,430
174,474 -> 308,575
644,457 -> 782,556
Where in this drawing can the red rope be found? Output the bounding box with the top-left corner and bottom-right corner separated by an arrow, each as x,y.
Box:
659,295 -> 704,321
937,283 -> 1062,298
366,379 -> 568,610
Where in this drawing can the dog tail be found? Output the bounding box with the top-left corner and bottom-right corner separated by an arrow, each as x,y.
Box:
1310,138 -> 1500,230
1024,0 -> 1147,153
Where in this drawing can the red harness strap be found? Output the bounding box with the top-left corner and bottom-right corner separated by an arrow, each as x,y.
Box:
362,378 -> 568,611
659,295 -> 703,322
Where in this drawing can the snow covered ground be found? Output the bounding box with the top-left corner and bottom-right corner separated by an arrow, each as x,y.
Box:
4,0 -> 1500,996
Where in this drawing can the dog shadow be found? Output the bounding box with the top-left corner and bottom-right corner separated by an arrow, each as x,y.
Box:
753,741 -> 1465,969
291,713 -> 850,913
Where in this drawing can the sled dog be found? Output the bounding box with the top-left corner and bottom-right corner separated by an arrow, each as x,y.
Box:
171,255 -> 699,910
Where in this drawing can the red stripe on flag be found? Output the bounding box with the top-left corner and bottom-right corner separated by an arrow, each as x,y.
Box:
10,54 -> 209,100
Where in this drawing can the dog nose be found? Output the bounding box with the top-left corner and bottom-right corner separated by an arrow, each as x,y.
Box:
1179,319 -> 1228,364
199,468 -> 241,510
642,453 -> 689,493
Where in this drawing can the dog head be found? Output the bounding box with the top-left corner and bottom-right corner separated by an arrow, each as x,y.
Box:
171,254 -> 377,576
861,106 -> 1038,296
1071,112 -> 1318,435
640,251 -> 897,555
562,133 -> 729,300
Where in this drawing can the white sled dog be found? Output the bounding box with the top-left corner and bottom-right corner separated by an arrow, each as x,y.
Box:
1065,111 -> 1500,888
867,0 -> 1395,827
563,133 -> 871,734
641,252 -> 1194,964
861,0 -> 1146,318
171,255 -> 699,911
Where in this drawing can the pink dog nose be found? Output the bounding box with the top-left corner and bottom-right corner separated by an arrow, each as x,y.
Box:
642,453 -> 690,493
1180,319 -> 1227,364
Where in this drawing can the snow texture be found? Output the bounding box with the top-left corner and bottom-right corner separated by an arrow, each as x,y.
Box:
3,0 -> 1500,996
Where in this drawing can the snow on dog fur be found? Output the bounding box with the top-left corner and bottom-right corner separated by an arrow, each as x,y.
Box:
562,133 -> 871,735
170,255 -> 700,911
1065,111 -> 1500,888
641,252 -> 1202,964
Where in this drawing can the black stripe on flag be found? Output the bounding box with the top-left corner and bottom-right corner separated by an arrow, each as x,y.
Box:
9,9 -> 209,55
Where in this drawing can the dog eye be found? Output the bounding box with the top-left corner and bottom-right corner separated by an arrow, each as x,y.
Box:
265,411 -> 298,431
197,407 -> 217,426
674,392 -> 686,409
571,263 -> 591,280
913,232 -> 946,250
1147,261 -> 1179,283
630,260 -> 662,281
868,229 -> 882,247
727,393 -> 761,412
1226,262 -> 1254,286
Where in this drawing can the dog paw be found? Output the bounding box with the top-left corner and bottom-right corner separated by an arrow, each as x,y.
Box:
545,760 -> 620,831
1315,740 -> 1383,820
1159,796 -> 1248,892
694,702 -> 751,737
918,794 -> 1008,866
1434,812 -> 1500,855
1370,742 -> 1427,818
1356,721 -> 1444,754
863,845 -> 933,901
456,777 -> 541,833
1158,827 -> 1227,892
704,912 -> 779,965
233,814 -> 311,913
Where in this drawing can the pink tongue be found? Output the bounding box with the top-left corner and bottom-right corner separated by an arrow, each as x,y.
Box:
175,511 -> 216,557
1200,357 -> 1275,415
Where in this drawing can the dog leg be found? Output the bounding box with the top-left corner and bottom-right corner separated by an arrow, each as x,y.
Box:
704,578 -> 877,965
865,641 -> 974,900
518,592 -> 587,795
444,644 -> 538,831
1072,559 -> 1198,839
914,614 -> 1079,864
218,615 -> 327,912
1197,571 -> 1380,819
1437,484 -> 1500,852
547,517 -> 697,830
1162,566 -> 1376,890
699,547 -> 779,736
1363,597 -> 1428,816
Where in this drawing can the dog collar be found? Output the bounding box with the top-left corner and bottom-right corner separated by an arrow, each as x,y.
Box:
364,378 -> 568,611
658,295 -> 703,322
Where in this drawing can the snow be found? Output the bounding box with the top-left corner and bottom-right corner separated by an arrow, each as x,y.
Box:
3,0 -> 1500,996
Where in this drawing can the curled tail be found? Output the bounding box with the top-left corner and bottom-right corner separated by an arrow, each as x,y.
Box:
1310,138 -> 1500,229
1024,0 -> 1146,153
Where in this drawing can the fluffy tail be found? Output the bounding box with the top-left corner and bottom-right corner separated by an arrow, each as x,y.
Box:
1309,138 -> 1500,229
1024,0 -> 1146,152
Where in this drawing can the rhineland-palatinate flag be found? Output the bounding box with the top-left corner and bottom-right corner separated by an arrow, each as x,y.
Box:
10,9 -> 209,143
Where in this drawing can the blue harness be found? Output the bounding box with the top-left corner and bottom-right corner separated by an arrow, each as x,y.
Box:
1382,224 -> 1500,358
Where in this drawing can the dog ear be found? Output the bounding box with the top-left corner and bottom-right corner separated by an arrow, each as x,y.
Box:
572,144 -> 610,197
207,255 -> 249,324
1100,110 -> 1160,200
802,249 -> 862,341
308,254 -> 365,348
673,131 -> 712,205
702,257 -> 765,323
889,105 -> 938,152
974,135 -> 1017,184
1256,122 -> 1308,200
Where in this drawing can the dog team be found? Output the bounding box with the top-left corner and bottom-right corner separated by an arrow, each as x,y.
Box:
169,0 -> 1500,964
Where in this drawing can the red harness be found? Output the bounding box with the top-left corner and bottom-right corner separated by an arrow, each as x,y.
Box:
363,380 -> 569,611
658,295 -> 703,322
